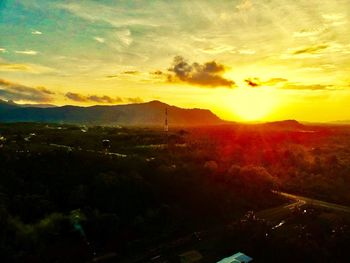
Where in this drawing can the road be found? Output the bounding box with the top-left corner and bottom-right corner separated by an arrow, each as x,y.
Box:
49,143 -> 127,157
277,191 -> 350,213
257,191 -> 350,221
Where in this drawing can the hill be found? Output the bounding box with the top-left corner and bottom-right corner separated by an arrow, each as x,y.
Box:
262,120 -> 305,130
0,100 -> 224,126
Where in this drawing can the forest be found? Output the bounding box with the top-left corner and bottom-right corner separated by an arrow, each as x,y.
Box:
0,122 -> 350,262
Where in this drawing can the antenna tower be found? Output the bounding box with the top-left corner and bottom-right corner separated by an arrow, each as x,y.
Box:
164,107 -> 169,132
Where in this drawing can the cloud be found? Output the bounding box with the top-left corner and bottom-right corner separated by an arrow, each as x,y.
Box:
199,45 -> 235,54
15,50 -> 38,55
322,13 -> 347,25
0,79 -> 54,102
65,92 -> 123,104
105,75 -> 119,79
322,13 -> 345,21
89,95 -> 122,103
167,56 -> 235,88
0,63 -> 31,72
283,42 -> 350,59
327,42 -> 350,54
264,78 -> 288,86
116,29 -> 133,46
236,0 -> 253,11
65,92 -> 143,104
0,62 -> 55,73
244,78 -> 260,87
106,70 -> 141,79
293,27 -> 325,38
297,67 -> 323,72
238,49 -> 256,55
280,83 -> 335,91
58,2 -> 159,28
65,92 -> 87,102
152,70 -> 163,75
147,70 -> 165,81
244,77 -> 287,87
105,70 -> 140,79
243,78 -> 335,91
290,44 -> 329,55
243,77 -> 338,91
94,36 -> 105,43
126,97 -> 143,103
122,70 -> 139,75
31,30 -> 42,35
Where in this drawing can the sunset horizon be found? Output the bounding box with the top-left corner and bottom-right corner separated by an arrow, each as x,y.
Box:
1,0 -> 350,122
2,97 -> 348,124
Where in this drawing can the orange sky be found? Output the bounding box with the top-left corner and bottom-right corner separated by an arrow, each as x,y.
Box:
1,0 -> 350,122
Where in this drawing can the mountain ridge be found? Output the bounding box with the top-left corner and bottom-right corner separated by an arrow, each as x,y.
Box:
0,99 -> 313,128
0,100 -> 225,126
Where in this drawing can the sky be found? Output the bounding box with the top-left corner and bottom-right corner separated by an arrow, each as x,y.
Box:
1,0 -> 350,122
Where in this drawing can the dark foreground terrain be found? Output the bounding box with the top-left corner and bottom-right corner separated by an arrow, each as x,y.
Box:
1,122 -> 350,262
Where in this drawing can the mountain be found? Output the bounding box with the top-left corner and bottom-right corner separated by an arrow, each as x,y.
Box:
17,103 -> 57,108
0,99 -> 57,108
0,100 -> 224,126
329,120 -> 350,125
0,99 -> 18,110
262,120 -> 305,129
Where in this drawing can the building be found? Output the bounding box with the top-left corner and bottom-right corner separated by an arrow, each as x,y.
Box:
217,252 -> 253,263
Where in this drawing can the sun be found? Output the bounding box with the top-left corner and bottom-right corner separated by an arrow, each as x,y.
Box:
230,87 -> 279,121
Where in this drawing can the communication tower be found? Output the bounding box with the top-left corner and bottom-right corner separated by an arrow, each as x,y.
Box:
164,107 -> 169,132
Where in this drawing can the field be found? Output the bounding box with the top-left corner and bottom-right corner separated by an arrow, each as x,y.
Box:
1,122 -> 350,262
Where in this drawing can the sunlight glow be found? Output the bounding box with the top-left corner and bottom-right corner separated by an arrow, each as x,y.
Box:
231,87 -> 279,121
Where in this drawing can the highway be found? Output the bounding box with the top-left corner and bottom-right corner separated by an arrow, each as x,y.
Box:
49,143 -> 128,157
276,191 -> 350,213
257,191 -> 350,221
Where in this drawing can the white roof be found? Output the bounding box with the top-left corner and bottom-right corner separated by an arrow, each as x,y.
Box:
217,252 -> 253,263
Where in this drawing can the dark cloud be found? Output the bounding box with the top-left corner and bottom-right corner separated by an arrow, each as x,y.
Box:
244,78 -> 260,87
106,75 -> 119,79
152,70 -> 163,75
36,86 -> 55,95
0,78 -> 54,102
126,97 -> 143,103
167,56 -> 235,88
65,92 -> 141,104
105,71 -> 139,79
65,92 -> 87,102
65,92 -> 123,104
244,77 -> 287,87
122,71 -> 139,75
88,95 -> 123,103
292,44 -> 329,55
